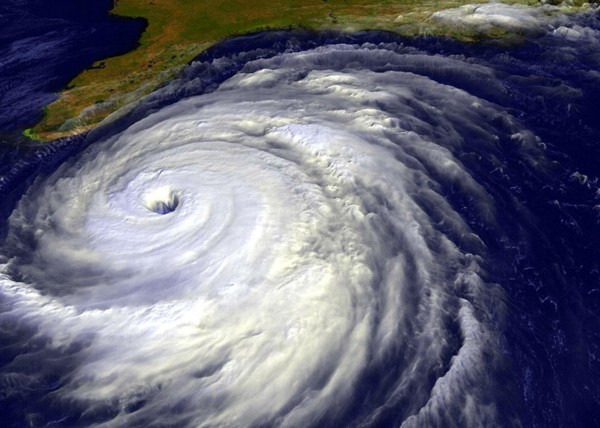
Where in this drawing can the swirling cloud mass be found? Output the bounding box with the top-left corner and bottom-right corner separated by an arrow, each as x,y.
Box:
1,8 -> 600,428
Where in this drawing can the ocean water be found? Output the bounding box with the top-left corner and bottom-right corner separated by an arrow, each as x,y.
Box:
0,8 -> 599,428
0,0 -> 145,138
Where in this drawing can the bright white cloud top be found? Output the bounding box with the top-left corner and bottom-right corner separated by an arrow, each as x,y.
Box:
431,2 -> 570,34
0,40 -> 558,427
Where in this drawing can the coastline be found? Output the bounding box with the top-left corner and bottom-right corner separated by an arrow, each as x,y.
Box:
23,0 -> 589,143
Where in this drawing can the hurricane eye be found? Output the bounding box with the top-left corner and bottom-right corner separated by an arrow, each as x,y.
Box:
143,188 -> 180,215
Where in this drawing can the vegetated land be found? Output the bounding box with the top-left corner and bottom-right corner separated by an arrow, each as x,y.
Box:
29,0 -> 535,141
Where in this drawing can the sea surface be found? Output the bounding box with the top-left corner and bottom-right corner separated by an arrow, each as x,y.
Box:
0,0 -> 145,138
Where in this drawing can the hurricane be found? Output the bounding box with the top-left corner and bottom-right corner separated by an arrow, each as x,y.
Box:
1,6 -> 599,428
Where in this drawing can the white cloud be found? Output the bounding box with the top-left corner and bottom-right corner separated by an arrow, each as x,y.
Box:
1,42 -> 544,427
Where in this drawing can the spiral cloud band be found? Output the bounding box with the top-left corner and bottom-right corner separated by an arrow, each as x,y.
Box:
3,12 -> 599,426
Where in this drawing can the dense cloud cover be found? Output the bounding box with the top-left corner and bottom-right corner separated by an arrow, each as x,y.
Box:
432,3 -> 559,34
1,6 -> 600,428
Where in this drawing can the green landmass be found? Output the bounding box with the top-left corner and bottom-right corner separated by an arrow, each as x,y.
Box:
24,0 -> 579,141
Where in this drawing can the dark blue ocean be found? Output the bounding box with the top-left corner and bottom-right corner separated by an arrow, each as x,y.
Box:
0,3 -> 599,428
0,0 -> 145,139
